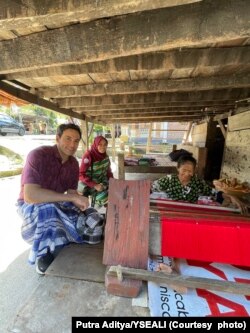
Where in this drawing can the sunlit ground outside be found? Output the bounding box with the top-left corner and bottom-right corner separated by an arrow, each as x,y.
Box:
0,176 -> 30,273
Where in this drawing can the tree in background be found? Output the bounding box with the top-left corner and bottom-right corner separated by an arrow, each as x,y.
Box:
20,105 -> 67,133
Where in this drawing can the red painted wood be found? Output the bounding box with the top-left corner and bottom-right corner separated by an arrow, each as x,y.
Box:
103,179 -> 151,269
151,198 -> 240,215
161,213 -> 250,267
159,210 -> 250,223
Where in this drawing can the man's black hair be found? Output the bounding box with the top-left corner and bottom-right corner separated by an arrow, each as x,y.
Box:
56,123 -> 82,138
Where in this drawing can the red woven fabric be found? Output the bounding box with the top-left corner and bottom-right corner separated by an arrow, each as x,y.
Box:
161,212 -> 250,267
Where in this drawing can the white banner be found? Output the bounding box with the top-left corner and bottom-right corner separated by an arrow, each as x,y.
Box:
148,256 -> 250,317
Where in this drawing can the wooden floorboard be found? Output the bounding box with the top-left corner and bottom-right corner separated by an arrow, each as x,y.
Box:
46,243 -> 105,282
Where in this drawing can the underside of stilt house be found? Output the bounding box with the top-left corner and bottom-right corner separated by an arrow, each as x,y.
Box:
0,0 -> 249,182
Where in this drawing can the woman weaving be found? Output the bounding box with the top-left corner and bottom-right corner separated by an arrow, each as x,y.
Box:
152,155 -> 212,203
151,154 -> 248,214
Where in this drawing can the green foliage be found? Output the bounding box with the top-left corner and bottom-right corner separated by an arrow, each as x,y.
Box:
0,145 -> 23,178
33,105 -> 45,116
88,124 -> 110,144
0,105 -> 12,116
0,145 -> 23,163
21,105 -> 66,131
48,110 -> 58,128
0,168 -> 23,178
94,124 -> 104,133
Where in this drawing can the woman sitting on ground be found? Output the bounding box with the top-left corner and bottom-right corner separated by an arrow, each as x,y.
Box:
78,135 -> 113,207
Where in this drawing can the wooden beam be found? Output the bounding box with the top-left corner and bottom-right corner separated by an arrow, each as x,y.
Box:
0,0 -> 249,73
64,107 -> 232,121
151,129 -> 187,131
213,108 -> 246,121
217,119 -> 227,138
0,88 -> 28,106
107,265 -> 250,295
125,166 -> 177,174
75,102 -> 235,112
84,108 -> 212,116
82,110 -> 234,122
96,118 -> 200,124
213,112 -> 231,121
0,81 -> 83,120
96,114 -> 202,120
56,89 -> 250,108
97,117 -> 204,125
228,110 -> 250,131
93,113 -> 217,122
183,121 -> 193,143
0,1 -> 201,29
6,47 -> 249,79
40,73 -> 250,98
86,110 -> 229,118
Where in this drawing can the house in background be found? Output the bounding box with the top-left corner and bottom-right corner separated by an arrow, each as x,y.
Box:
121,122 -> 190,144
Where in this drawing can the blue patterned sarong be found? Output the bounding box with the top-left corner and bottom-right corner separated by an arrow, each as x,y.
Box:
17,201 -> 83,265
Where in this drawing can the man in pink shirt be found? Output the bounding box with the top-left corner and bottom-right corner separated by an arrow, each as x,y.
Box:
17,123 -> 89,274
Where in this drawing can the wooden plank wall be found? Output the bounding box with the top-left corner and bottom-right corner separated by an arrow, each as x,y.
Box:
221,111 -> 250,184
191,122 -> 208,147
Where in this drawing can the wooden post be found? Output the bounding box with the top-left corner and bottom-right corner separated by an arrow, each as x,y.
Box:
146,122 -> 152,154
88,122 -> 94,141
111,123 -> 116,162
117,153 -> 125,180
217,119 -> 227,139
183,121 -> 193,143
80,119 -> 88,152
197,147 -> 207,179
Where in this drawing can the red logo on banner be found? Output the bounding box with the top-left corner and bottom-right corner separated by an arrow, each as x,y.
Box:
197,289 -> 249,317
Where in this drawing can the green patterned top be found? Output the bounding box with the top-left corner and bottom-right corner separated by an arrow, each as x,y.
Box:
86,156 -> 110,185
152,174 -> 212,203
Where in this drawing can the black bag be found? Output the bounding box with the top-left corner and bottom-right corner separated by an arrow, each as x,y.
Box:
82,186 -> 92,197
76,207 -> 104,244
